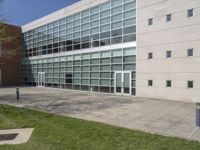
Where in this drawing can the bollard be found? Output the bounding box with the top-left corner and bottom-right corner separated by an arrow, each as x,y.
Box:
196,103 -> 200,127
16,88 -> 19,101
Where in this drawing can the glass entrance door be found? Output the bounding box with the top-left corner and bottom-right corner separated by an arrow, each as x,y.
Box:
38,72 -> 45,87
114,71 -> 131,95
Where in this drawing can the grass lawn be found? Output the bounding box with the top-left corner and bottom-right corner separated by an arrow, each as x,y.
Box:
0,104 -> 200,150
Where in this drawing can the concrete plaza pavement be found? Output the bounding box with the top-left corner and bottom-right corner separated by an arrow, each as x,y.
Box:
0,87 -> 199,142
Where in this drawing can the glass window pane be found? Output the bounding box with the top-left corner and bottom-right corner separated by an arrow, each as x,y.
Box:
101,17 -> 110,25
112,57 -> 122,63
74,73 -> 81,78
101,65 -> 110,71
67,28 -> 73,34
82,53 -> 90,59
111,36 -> 122,44
74,67 -> 81,71
91,72 -> 99,78
91,5 -> 99,14
112,21 -> 122,29
123,26 -> 136,34
100,38 -> 110,46
82,79 -> 89,85
74,13 -> 80,20
73,32 -> 81,38
82,9 -> 90,17
91,59 -> 99,64
101,51 -> 111,57
91,52 -> 99,58
100,2 -> 110,11
124,1 -> 136,10
74,54 -> 81,60
101,58 -> 111,64
91,27 -> 99,34
66,61 -> 73,66
112,0 -> 123,7
74,20 -> 80,26
100,79 -> 110,86
82,30 -> 90,36
124,0 -> 133,3
66,22 -> 73,28
124,47 -> 136,55
124,64 -> 136,70
112,13 -> 122,22
101,73 -> 111,78
82,60 -> 90,65
82,23 -> 90,30
100,31 -> 110,39
82,73 -> 89,78
123,34 -> 136,42
112,5 -> 123,14
112,64 -> 122,70
100,10 -> 110,18
73,79 -> 80,84
74,26 -> 80,32
124,18 -> 136,26
112,49 -> 122,56
124,9 -> 136,19
67,56 -> 73,61
91,34 -> 99,40
100,24 -> 110,32
91,79 -> 99,85
81,36 -> 90,42
91,66 -> 99,71
91,20 -> 99,27
82,16 -> 90,24
124,56 -> 136,62
112,29 -> 122,37
66,15 -> 73,22
82,66 -> 90,71
91,13 -> 99,21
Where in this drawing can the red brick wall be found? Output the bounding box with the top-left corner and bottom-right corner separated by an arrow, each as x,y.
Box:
0,24 -> 21,86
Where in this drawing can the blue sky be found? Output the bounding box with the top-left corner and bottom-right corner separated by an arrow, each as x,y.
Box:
1,0 -> 80,26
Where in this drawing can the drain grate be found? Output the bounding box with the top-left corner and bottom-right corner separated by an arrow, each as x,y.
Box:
0,133 -> 18,141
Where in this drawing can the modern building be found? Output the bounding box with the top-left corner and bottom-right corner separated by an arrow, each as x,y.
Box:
0,23 -> 21,86
22,0 -> 136,96
21,0 -> 200,102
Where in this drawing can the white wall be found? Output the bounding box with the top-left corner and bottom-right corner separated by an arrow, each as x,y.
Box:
136,0 -> 200,102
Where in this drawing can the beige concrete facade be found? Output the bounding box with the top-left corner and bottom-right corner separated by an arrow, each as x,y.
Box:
136,0 -> 200,102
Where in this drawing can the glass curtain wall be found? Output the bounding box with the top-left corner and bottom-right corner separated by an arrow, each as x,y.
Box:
22,0 -> 136,95
23,0 -> 136,57
22,47 -> 136,95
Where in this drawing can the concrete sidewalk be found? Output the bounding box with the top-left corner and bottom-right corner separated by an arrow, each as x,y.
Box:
0,87 -> 199,141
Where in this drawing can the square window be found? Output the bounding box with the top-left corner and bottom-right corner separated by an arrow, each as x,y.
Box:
166,14 -> 172,22
148,18 -> 153,25
166,50 -> 172,58
187,81 -> 193,88
166,80 -> 172,87
187,48 -> 194,57
148,52 -> 153,59
148,80 -> 153,87
187,9 -> 194,17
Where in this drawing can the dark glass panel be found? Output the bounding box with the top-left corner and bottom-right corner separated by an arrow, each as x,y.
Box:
100,38 -> 110,46
100,31 -> 110,39
82,43 -> 90,49
123,26 -> 136,34
73,44 -> 81,50
111,29 -> 122,37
